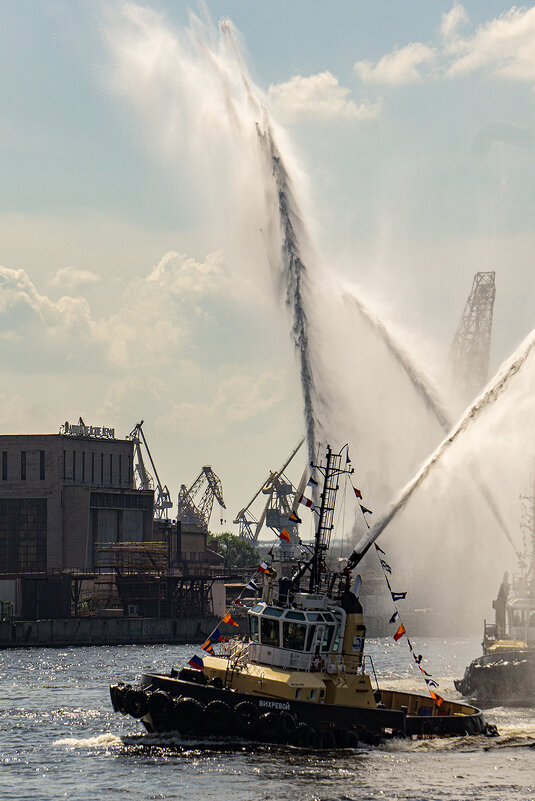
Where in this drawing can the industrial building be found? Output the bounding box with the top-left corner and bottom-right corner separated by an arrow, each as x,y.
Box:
0,421 -> 226,628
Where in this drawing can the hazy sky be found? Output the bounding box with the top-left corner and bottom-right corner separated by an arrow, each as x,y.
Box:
1,1 -> 534,545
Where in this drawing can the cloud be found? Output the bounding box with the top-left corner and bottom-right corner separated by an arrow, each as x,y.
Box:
268,71 -> 382,122
440,2 -> 469,43
147,250 -> 225,296
160,370 -> 287,437
354,4 -> 535,87
354,42 -> 436,86
48,266 -> 102,290
0,265 -> 95,371
445,5 -> 535,81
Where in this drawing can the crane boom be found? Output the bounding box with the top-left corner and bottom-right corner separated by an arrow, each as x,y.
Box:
129,421 -> 172,519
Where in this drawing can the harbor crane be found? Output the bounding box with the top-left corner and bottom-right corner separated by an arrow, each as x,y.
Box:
129,421 -> 173,519
450,271 -> 496,403
234,438 -> 306,545
176,467 -> 226,531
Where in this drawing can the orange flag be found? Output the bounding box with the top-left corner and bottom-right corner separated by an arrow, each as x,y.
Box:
393,623 -> 406,642
279,528 -> 291,542
222,611 -> 239,626
430,690 -> 444,707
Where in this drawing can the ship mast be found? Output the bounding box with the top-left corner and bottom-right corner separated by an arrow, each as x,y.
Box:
291,445 -> 354,594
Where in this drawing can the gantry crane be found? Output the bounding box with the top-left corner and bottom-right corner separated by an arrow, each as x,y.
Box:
450,271 -> 496,403
234,438 -> 305,545
129,421 -> 172,519
176,467 -> 226,531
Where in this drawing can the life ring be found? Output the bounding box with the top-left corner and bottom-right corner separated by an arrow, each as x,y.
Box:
205,700 -> 231,733
233,701 -> 259,732
147,690 -> 175,725
311,654 -> 325,671
124,688 -> 148,719
175,697 -> 205,733
279,711 -> 297,741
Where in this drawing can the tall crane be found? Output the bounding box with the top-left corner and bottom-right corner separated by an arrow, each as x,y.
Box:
129,421 -> 172,519
234,438 -> 305,545
449,271 -> 496,403
176,467 -> 226,531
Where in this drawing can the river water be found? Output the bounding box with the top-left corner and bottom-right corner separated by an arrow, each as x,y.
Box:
1,637 -> 534,801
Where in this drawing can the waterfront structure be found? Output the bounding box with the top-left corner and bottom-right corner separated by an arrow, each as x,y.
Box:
0,423 -> 153,576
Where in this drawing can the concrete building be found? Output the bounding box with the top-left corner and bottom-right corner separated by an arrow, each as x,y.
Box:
0,422 -> 153,614
0,422 -> 229,633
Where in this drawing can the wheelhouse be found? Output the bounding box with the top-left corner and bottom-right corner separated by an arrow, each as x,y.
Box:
246,602 -> 346,670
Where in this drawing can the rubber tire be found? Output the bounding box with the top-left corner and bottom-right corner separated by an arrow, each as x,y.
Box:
279,711 -> 297,741
205,700 -> 231,734
124,688 -> 148,719
345,729 -> 359,748
147,690 -> 174,723
296,724 -> 317,748
257,711 -> 281,742
115,684 -> 130,715
175,697 -> 205,733
109,684 -> 119,713
317,729 -> 336,749
234,701 -> 259,733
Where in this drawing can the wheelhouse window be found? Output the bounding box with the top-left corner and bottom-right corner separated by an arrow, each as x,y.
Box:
319,625 -> 335,652
249,614 -> 259,642
283,621 -> 307,651
260,616 -> 280,647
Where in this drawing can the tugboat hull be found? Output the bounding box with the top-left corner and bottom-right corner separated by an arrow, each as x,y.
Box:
110,672 -> 489,746
455,649 -> 535,707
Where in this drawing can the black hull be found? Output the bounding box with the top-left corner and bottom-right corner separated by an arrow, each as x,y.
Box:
455,649 -> 535,707
110,671 -> 489,747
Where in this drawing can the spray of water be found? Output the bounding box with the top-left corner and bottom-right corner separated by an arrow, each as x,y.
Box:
348,327 -> 535,565
343,285 -> 517,554
343,288 -> 451,431
257,122 -> 320,462
219,21 -> 321,461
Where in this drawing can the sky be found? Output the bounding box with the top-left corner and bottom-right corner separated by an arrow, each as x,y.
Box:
1,0 -> 535,598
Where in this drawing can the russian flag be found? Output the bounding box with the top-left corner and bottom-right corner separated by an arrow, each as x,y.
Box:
299,495 -> 314,510
188,655 -> 204,670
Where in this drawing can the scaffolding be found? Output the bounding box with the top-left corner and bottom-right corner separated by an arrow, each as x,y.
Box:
450,271 -> 496,403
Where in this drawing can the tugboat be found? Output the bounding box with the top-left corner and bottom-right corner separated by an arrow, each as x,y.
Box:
455,489 -> 535,706
110,445 -> 489,747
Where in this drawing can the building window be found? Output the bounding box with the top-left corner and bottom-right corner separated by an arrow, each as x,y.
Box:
0,498 -> 47,572
91,453 -> 95,484
128,455 -> 132,486
118,455 -> 122,486
39,450 -> 45,481
2,452 -> 6,481
82,452 -> 85,483
100,453 -> 104,485
72,451 -> 76,482
21,451 -> 26,481
63,450 -> 66,480
109,454 -> 113,485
